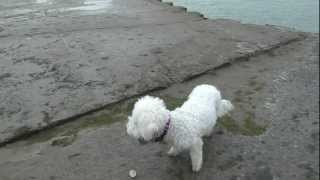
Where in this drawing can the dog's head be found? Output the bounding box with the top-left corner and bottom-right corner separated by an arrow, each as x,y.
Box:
126,95 -> 169,144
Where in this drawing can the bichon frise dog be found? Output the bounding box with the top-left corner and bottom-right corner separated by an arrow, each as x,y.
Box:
126,84 -> 233,172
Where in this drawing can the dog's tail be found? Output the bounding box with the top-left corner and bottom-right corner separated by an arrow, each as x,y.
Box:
216,99 -> 234,117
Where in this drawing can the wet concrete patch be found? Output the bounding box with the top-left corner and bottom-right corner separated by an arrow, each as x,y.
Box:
0,73 -> 11,80
217,155 -> 243,171
244,166 -> 274,180
297,162 -> 319,180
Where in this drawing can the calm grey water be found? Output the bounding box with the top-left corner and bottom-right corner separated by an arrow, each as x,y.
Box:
164,0 -> 319,33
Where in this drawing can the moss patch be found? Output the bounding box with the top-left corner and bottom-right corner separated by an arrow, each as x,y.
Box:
241,113 -> 267,136
159,96 -> 187,111
60,101 -> 134,137
25,98 -> 137,145
51,135 -> 77,147
218,113 -> 267,136
218,115 -> 241,134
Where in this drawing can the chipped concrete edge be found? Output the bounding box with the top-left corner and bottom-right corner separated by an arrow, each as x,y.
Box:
154,0 -> 208,19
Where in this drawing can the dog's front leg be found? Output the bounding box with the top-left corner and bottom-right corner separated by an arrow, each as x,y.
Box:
167,146 -> 181,156
190,138 -> 203,172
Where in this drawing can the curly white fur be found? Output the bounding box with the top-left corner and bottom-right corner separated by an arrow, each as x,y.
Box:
126,84 -> 233,172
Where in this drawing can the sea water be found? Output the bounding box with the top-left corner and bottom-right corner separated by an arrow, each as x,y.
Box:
164,0 -> 319,33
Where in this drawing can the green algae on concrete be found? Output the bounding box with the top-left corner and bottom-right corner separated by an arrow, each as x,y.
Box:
157,95 -> 187,111
60,100 -> 135,137
51,135 -> 77,147
24,98 -> 137,146
217,113 -> 267,136
241,113 -> 268,136
218,115 -> 241,134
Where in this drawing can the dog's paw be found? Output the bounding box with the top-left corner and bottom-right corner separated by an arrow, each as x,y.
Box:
191,155 -> 203,172
167,147 -> 179,156
192,164 -> 202,172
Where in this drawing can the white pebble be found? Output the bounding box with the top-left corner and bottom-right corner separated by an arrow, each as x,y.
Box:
129,169 -> 136,178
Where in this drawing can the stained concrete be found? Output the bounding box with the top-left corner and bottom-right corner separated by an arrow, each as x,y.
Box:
0,34 -> 318,180
0,0 -> 306,144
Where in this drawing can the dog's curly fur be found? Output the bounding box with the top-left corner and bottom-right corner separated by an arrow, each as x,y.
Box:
126,84 -> 233,172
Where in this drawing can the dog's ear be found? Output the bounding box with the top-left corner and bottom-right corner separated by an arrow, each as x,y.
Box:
143,123 -> 158,141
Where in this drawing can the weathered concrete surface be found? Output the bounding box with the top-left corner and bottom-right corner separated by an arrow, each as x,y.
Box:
0,0 -> 306,144
0,34 -> 318,180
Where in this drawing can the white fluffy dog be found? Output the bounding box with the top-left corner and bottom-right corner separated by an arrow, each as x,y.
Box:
126,84 -> 233,172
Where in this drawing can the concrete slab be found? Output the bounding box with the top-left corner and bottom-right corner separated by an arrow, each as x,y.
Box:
0,35 -> 318,180
0,0 -> 305,144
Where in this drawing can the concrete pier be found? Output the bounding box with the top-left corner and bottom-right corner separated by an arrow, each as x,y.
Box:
0,0 -> 318,180
0,0 -> 305,144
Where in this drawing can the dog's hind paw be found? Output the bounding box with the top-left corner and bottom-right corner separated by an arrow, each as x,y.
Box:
192,165 -> 201,172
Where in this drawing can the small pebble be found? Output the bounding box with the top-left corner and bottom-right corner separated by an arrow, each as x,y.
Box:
129,169 -> 136,178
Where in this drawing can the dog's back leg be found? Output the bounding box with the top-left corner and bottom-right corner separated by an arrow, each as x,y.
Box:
189,138 -> 203,172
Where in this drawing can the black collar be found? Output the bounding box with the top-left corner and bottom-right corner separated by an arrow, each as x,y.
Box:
154,115 -> 171,142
